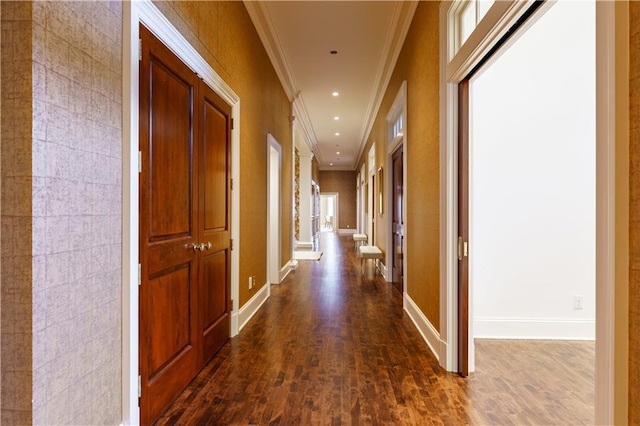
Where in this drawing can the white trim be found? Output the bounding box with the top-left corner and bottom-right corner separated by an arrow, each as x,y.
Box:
122,4 -> 139,424
385,82 -> 407,286
356,2 -> 418,170
295,241 -> 313,250
267,134 -> 282,285
123,2 -> 241,424
439,2 -> 459,372
404,294 -> 442,362
595,1 -> 625,424
446,0 -> 537,82
440,0 -> 617,421
337,229 -> 357,235
238,282 -> 271,332
474,318 -> 596,341
280,260 -> 296,282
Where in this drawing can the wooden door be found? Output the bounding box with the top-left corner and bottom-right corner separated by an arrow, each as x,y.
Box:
139,26 -> 232,424
458,79 -> 470,377
139,25 -> 200,424
198,82 -> 232,363
392,147 -> 404,292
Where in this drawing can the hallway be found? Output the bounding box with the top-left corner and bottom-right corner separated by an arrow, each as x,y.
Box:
156,233 -> 594,425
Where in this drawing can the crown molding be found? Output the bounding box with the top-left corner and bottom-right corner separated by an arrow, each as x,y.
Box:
243,1 -> 320,159
355,1 -> 419,170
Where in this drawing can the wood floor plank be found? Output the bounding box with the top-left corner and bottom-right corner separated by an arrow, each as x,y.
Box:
155,233 -> 594,425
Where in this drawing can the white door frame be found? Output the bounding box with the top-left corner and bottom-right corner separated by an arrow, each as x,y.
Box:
438,1 -> 627,424
359,164 -> 366,234
385,82 -> 408,288
320,192 -> 339,231
123,2 -> 241,424
367,145 -> 376,246
267,134 -> 282,284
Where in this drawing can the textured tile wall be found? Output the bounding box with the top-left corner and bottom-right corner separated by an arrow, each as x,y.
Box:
1,2 -> 34,424
629,2 -> 640,423
1,1 -> 122,424
31,2 -> 123,424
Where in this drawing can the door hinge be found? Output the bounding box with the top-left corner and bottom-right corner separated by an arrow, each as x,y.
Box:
138,375 -> 142,398
230,239 -> 233,251
230,178 -> 233,190
138,263 -> 142,286
138,151 -> 142,173
458,237 -> 468,260
230,299 -> 234,309
231,118 -> 234,130
138,39 -> 142,61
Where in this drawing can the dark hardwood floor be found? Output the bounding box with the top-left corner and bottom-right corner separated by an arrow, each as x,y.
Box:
155,233 -> 594,425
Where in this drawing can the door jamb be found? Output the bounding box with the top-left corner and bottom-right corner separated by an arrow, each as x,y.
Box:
439,1 -> 626,423
385,82 -> 408,293
267,134 -> 282,284
123,2 -> 241,424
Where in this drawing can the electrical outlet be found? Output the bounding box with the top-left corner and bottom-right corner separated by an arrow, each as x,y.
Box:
573,295 -> 583,310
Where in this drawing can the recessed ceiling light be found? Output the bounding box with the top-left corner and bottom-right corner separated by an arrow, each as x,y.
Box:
330,163 -> 334,166
332,92 -> 339,97
336,151 -> 340,155
330,50 -> 338,55
334,132 -> 340,136
333,116 -> 339,121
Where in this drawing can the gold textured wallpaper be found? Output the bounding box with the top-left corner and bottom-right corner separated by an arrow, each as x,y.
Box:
153,1 -> 292,304
357,1 -> 441,330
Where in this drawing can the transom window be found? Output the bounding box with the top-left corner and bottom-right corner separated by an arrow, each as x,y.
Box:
452,0 -> 495,56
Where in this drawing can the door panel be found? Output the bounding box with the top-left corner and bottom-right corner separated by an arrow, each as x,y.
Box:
392,147 -> 404,292
149,60 -> 193,239
201,249 -> 230,358
139,24 -> 200,425
203,98 -> 229,231
458,79 -> 470,377
199,82 -> 231,365
148,266 -> 192,377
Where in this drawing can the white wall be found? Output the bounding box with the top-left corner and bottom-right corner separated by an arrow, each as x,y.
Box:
470,0 -> 595,340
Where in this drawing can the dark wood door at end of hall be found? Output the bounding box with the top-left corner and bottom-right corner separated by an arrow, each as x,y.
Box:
139,24 -> 232,425
392,147 -> 404,293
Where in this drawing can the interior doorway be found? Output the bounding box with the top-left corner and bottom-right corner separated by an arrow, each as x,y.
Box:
268,134 -> 282,285
456,1 -> 596,416
320,193 -> 338,233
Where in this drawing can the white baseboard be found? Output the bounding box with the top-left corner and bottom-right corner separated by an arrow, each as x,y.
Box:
295,241 -> 313,249
337,228 -> 357,234
238,282 -> 270,332
279,260 -> 296,282
474,317 -> 595,340
379,262 -> 389,281
404,294 -> 441,361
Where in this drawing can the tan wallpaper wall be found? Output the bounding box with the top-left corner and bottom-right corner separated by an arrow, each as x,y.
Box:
357,1 -> 441,330
1,1 -> 123,424
319,171 -> 357,230
629,1 -> 639,423
153,2 -> 292,301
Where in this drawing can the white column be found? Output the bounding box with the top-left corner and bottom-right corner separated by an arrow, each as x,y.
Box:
297,152 -> 313,248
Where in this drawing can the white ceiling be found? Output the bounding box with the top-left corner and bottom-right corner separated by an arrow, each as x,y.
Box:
244,1 -> 417,171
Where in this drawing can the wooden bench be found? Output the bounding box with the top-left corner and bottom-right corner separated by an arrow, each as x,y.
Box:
358,245 -> 383,276
353,233 -> 367,250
